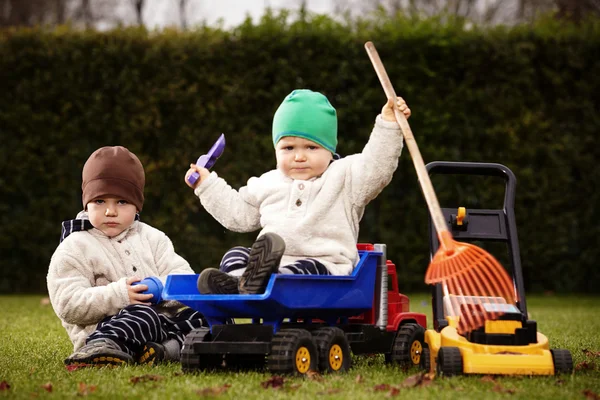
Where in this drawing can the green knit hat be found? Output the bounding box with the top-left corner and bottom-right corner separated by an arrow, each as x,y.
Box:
272,89 -> 338,154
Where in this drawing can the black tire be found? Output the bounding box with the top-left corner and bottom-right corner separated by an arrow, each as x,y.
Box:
420,345 -> 431,372
551,349 -> 573,374
436,347 -> 463,377
181,328 -> 223,373
387,323 -> 426,367
313,327 -> 352,373
225,354 -> 266,371
268,329 -> 318,375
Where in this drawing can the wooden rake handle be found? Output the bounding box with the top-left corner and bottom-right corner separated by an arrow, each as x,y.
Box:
364,41 -> 451,241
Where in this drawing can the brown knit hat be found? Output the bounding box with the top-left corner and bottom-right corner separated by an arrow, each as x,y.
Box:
82,146 -> 145,211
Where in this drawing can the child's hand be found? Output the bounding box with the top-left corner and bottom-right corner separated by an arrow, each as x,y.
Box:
382,97 -> 411,122
184,164 -> 210,189
126,277 -> 153,305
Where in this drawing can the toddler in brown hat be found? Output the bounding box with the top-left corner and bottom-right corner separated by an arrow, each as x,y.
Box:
47,146 -> 206,367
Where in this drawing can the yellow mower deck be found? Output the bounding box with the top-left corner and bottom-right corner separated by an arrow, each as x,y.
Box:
424,317 -> 555,375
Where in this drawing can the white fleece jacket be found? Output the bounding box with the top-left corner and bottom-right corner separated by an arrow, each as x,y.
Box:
194,115 -> 403,275
47,220 -> 194,350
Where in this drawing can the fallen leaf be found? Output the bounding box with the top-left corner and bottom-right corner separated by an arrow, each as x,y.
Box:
40,297 -> 50,306
387,387 -> 401,397
287,383 -> 301,391
77,382 -> 97,396
401,372 -> 424,388
261,376 -> 285,389
196,384 -> 231,396
41,383 -> 52,393
583,349 -> 600,358
481,375 -> 496,383
583,389 -> 600,400
0,381 -> 10,391
65,364 -> 91,372
374,383 -> 391,392
576,361 -> 596,371
306,370 -> 323,381
355,374 -> 363,383
130,374 -> 163,384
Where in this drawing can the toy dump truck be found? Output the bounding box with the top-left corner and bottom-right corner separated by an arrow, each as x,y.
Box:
163,243 -> 427,375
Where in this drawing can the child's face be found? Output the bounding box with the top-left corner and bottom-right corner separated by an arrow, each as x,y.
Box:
275,136 -> 333,180
87,197 -> 137,237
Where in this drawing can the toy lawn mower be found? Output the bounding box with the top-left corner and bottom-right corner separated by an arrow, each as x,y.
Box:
421,161 -> 573,376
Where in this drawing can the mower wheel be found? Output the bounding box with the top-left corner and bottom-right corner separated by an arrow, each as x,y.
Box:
437,347 -> 463,377
551,349 -> 573,374
420,345 -> 431,372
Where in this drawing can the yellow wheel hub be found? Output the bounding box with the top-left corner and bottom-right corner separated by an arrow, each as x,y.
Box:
295,346 -> 311,373
328,344 -> 344,371
410,340 -> 422,364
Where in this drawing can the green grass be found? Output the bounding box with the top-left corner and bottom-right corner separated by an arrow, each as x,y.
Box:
1,294 -> 599,399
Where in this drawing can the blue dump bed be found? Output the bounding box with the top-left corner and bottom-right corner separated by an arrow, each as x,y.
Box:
163,250 -> 381,324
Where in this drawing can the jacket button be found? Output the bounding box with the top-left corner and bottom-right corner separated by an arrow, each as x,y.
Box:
296,199 -> 302,207
132,266 -> 137,272
298,183 -> 305,190
125,250 -> 130,255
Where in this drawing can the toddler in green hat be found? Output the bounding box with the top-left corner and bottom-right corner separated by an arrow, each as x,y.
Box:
185,89 -> 410,295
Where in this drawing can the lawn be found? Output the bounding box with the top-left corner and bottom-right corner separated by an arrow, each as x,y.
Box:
0,294 -> 599,399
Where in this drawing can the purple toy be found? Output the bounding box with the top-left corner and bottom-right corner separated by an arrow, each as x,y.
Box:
187,134 -> 226,186
132,276 -> 164,304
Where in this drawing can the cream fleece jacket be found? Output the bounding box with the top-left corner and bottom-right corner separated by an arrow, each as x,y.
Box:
47,220 -> 194,350
194,115 -> 403,275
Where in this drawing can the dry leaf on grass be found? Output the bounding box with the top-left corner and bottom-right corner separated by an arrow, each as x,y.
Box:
0,381 -> 9,391
306,370 -> 323,381
492,383 -> 516,394
583,349 -> 600,358
40,297 -> 50,306
373,383 -> 391,392
130,374 -> 163,384
65,364 -> 90,372
355,374 -> 363,383
400,372 -> 433,388
583,389 -> 600,400
196,384 -> 231,396
481,375 -> 496,383
261,376 -> 285,389
576,361 -> 596,371
41,383 -> 52,393
77,382 -> 97,396
387,387 -> 401,397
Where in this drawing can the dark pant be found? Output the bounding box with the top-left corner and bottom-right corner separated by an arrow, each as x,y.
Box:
87,304 -> 205,356
220,246 -> 331,276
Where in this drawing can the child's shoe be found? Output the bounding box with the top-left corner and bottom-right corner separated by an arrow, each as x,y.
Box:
64,338 -> 133,367
138,342 -> 165,365
197,268 -> 239,294
138,339 -> 181,364
238,233 -> 285,294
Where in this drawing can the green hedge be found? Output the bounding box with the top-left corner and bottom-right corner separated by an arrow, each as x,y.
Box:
1,14 -> 599,294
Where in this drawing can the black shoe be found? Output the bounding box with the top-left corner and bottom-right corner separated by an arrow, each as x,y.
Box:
239,233 -> 285,294
138,342 -> 165,365
64,338 -> 133,367
197,268 -> 239,294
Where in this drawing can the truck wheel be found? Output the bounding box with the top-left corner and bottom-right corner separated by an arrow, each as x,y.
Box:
551,349 -> 573,374
314,327 -> 351,373
181,327 -> 223,373
420,345 -> 431,372
268,329 -> 318,375
437,347 -> 463,377
387,323 -> 425,367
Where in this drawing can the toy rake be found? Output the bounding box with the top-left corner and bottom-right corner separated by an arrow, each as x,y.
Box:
364,41 -> 516,333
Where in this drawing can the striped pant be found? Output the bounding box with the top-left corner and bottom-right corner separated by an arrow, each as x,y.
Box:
220,246 -> 331,276
87,304 -> 205,356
